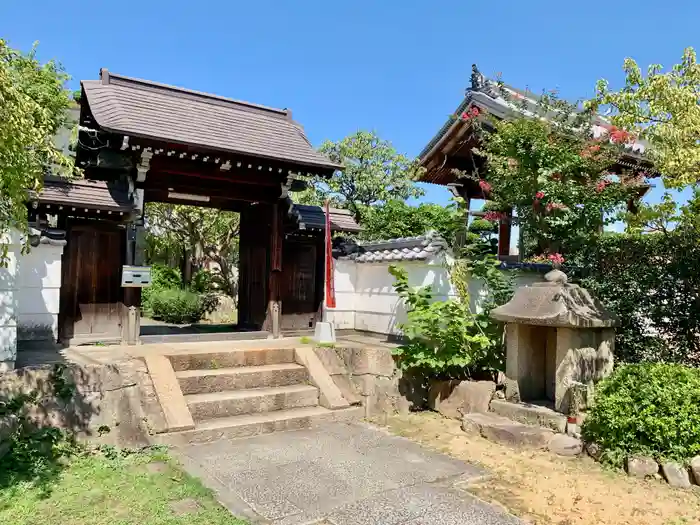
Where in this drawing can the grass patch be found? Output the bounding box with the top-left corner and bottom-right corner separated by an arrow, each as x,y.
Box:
0,448 -> 247,525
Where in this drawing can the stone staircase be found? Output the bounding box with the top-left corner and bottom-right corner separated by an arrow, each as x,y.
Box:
150,343 -> 361,446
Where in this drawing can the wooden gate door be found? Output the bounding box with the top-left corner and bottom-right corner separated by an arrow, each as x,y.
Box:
281,238 -> 320,329
59,222 -> 125,343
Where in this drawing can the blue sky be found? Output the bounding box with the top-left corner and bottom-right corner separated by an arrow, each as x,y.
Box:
2,0 -> 697,207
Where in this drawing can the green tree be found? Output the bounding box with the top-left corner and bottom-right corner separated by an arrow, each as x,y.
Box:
145,203 -> 240,297
593,47 -> 700,188
0,40 -> 72,261
358,199 -> 463,243
294,130 -> 424,220
469,90 -> 643,260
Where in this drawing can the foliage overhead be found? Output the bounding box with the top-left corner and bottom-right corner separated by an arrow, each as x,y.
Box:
582,363 -> 700,466
358,199 -> 464,243
0,39 -> 73,261
593,47 -> 700,188
293,130 -> 424,220
145,203 -> 239,295
468,89 -> 644,260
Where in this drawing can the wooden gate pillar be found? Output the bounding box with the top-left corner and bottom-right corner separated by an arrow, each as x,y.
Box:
267,202 -> 283,338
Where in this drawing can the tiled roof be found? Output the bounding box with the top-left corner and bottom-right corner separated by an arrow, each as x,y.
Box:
34,177 -> 134,213
289,204 -> 361,233
418,74 -> 654,184
349,231 -> 449,263
81,70 -> 341,174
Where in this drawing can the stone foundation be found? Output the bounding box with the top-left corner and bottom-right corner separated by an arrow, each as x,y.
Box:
0,357 -> 165,448
313,344 -> 427,417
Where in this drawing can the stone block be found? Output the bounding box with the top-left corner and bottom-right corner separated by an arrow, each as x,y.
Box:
350,347 -> 396,377
428,379 -> 460,412
626,456 -> 659,478
547,434 -> 583,456
690,456 -> 700,486
461,412 -> 554,449
489,399 -> 567,433
294,347 -> 349,410
330,375 -> 362,405
313,347 -> 348,375
585,442 -> 602,461
661,461 -> 691,489
432,380 -> 496,420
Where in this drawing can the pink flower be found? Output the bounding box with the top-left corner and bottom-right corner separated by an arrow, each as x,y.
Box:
548,253 -> 565,265
581,144 -> 601,158
470,107 -> 480,118
479,180 -> 492,192
608,126 -> 633,144
535,191 -> 545,199
595,179 -> 611,192
483,211 -> 502,222
460,111 -> 470,121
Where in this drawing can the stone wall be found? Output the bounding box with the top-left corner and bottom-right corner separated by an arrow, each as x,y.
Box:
314,343 -> 427,417
0,357 -> 166,448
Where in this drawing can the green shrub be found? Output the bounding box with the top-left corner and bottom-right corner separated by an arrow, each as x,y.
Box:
150,263 -> 182,289
142,264 -> 183,315
147,288 -> 206,324
190,269 -> 218,294
571,232 -> 700,366
388,265 -> 499,378
582,363 -> 700,466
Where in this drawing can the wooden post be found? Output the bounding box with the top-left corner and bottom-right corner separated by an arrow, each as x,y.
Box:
498,207 -> 513,258
268,202 -> 283,338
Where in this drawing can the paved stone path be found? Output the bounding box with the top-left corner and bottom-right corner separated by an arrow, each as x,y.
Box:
175,421 -> 522,525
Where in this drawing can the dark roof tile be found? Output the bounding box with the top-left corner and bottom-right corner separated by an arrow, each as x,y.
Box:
35,177 -> 134,212
82,71 -> 340,174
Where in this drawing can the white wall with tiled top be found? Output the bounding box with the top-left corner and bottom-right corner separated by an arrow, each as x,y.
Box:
15,240 -> 64,342
327,255 -> 543,336
0,230 -> 66,370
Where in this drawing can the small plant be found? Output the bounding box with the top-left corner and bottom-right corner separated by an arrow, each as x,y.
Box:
388,265 -> 498,377
582,362 -> 700,467
317,342 -> 336,348
299,336 -> 312,344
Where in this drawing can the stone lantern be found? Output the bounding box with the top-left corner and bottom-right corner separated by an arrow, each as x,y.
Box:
490,269 -> 618,414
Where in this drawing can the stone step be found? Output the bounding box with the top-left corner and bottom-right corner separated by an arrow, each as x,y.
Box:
156,405 -> 364,446
461,412 -> 556,449
185,384 -> 320,421
176,363 -> 308,395
489,399 -> 567,433
169,346 -> 296,372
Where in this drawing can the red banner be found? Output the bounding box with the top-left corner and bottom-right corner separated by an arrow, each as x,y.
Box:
324,200 -> 336,308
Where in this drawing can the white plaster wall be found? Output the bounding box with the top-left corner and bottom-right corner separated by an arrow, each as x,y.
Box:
0,230 -> 20,369
15,242 -> 64,341
327,255 -> 545,336
326,259 -> 357,329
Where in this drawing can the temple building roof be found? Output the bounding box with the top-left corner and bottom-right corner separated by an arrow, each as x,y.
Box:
418,65 -> 656,189
491,270 -> 619,328
81,70 -> 340,175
